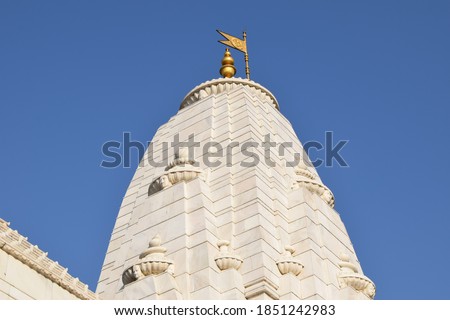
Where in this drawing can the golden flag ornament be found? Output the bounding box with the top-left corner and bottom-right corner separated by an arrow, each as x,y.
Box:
217,30 -> 247,54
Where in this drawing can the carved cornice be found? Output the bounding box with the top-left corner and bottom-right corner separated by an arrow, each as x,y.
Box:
180,78 -> 279,110
244,277 -> 279,300
0,218 -> 97,300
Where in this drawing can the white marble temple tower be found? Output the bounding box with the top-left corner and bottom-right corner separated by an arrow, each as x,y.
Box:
97,53 -> 375,300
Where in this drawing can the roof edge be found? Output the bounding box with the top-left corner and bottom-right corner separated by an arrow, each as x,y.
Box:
180,78 -> 279,110
0,218 -> 98,300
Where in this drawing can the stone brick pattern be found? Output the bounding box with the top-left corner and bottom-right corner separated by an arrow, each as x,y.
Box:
97,78 -> 374,300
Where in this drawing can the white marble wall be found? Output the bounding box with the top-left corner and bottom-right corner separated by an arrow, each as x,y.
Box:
0,249 -> 80,300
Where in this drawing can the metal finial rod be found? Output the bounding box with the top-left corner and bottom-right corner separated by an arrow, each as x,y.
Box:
243,32 -> 250,80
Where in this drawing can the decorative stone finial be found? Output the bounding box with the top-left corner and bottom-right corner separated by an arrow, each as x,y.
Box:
166,147 -> 196,170
220,48 -> 236,78
295,161 -> 317,180
148,148 -> 205,196
292,163 -> 335,208
215,240 -> 243,271
276,245 -> 304,276
122,235 -> 174,285
337,252 -> 376,299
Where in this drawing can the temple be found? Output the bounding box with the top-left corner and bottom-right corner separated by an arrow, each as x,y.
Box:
96,45 -> 375,300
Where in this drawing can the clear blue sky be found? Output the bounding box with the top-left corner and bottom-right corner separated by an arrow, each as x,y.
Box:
1,1 -> 449,299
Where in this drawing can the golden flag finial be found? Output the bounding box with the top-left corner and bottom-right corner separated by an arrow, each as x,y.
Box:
217,29 -> 250,79
220,48 -> 236,78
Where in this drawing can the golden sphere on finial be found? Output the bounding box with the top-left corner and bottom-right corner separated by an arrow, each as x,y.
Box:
220,48 -> 236,78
